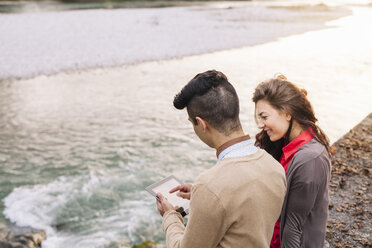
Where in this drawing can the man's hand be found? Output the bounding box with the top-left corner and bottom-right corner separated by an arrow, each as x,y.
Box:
169,183 -> 192,200
156,193 -> 174,216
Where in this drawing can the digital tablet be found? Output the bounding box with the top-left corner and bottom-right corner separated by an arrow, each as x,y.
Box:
146,175 -> 190,216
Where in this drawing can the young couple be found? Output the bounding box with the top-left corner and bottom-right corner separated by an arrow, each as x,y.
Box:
155,70 -> 331,248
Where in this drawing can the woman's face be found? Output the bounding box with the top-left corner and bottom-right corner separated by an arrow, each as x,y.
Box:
255,100 -> 291,142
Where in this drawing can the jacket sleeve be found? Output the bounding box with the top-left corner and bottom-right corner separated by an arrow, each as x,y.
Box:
281,159 -> 325,248
162,184 -> 227,248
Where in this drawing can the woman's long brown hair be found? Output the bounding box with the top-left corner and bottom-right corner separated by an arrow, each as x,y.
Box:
252,75 -> 331,161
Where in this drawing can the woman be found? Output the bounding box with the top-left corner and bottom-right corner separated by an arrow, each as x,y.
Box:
252,75 -> 331,248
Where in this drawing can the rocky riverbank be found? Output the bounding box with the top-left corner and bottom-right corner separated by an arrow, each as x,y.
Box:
326,113 -> 372,247
0,226 -> 46,248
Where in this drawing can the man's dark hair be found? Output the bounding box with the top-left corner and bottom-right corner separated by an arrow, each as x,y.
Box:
173,70 -> 241,135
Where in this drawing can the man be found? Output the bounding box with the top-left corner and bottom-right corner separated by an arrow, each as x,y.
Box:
156,70 -> 286,248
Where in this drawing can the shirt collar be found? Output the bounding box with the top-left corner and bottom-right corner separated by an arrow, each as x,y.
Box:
216,134 -> 251,158
282,128 -> 314,162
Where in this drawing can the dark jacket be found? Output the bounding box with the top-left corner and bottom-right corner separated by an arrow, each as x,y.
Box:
280,138 -> 330,248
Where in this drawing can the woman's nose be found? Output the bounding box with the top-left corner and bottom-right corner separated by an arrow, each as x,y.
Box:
258,121 -> 265,129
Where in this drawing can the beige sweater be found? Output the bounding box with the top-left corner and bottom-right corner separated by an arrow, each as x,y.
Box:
162,149 -> 286,248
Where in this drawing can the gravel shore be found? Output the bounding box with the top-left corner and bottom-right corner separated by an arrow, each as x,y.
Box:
327,113 -> 372,247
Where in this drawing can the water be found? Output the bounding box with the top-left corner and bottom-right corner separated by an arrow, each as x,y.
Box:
1,1 -> 372,247
0,0 -> 208,13
0,65 -> 215,247
0,1 -> 349,81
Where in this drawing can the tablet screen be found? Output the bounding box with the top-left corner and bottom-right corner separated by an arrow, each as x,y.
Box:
146,175 -> 190,215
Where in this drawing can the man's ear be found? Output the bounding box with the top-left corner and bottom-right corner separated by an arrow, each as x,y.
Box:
195,117 -> 208,132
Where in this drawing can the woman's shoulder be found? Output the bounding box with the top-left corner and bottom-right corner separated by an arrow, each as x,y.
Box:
295,138 -> 328,160
288,138 -> 331,184
289,138 -> 330,172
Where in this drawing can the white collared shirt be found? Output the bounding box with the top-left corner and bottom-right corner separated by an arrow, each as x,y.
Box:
217,139 -> 258,163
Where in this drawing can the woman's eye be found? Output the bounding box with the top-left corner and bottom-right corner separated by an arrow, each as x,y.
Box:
261,116 -> 267,120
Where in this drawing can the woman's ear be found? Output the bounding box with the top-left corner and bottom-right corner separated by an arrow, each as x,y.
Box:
195,117 -> 208,132
284,112 -> 292,122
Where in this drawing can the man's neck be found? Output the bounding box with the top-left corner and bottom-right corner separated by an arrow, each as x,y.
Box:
215,130 -> 252,158
214,129 -> 246,150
